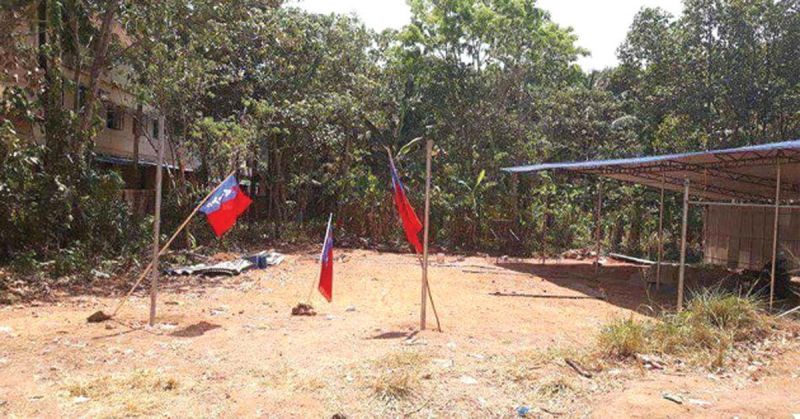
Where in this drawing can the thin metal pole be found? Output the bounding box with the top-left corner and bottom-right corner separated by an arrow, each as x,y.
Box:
657,176 -> 665,288
595,182 -> 603,275
421,139 -> 433,330
688,201 -> 800,210
149,115 -> 166,326
769,160 -> 781,310
677,178 -> 690,311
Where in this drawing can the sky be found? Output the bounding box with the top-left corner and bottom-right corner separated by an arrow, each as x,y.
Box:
290,0 -> 685,71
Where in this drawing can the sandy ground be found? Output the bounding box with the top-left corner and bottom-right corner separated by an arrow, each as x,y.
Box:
0,249 -> 798,418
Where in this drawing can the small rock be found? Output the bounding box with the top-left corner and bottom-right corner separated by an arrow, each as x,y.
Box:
345,305 -> 356,312
516,406 -> 531,417
0,326 -> 13,335
432,358 -> 454,368
91,269 -> 110,279
687,399 -> 712,407
662,393 -> 684,404
468,353 -> 486,360
460,375 -> 478,385
446,341 -> 457,350
73,396 -> 90,404
325,315 -> 336,321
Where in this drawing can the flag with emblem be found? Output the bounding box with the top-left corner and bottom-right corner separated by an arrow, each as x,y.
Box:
199,175 -> 253,237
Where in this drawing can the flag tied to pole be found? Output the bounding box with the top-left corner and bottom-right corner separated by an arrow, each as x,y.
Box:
199,175 -> 253,238
389,157 -> 423,254
318,214 -> 334,302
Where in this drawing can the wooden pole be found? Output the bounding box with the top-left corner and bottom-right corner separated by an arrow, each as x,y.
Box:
112,169 -> 237,317
769,160 -> 781,310
656,176 -> 665,288
148,116 -> 166,326
594,182 -> 603,275
677,178 -> 690,311
420,139 -> 433,330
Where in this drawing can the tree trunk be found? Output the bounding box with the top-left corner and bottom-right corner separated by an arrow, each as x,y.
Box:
76,0 -> 120,139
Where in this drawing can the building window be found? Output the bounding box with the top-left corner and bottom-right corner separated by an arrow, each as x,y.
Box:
106,105 -> 124,130
151,118 -> 160,139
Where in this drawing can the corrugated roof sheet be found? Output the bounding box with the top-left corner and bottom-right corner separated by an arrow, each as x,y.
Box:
502,139 -> 800,202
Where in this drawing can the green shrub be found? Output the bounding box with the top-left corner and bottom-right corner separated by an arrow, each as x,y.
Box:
598,316 -> 646,358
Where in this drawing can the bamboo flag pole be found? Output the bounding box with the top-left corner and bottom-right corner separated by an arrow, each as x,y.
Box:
148,116 -> 166,326
385,145 -> 441,331
110,169 -> 237,318
421,139 -> 438,331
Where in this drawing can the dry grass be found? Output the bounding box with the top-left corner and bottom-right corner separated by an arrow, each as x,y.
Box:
598,316 -> 646,358
370,351 -> 429,402
598,287 -> 772,368
63,369 -> 180,417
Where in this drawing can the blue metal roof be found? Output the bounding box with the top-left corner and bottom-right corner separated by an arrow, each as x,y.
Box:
501,139 -> 800,202
94,154 -> 187,171
502,139 -> 800,173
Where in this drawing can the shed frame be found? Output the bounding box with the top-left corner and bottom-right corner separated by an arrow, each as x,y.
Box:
503,139 -> 800,310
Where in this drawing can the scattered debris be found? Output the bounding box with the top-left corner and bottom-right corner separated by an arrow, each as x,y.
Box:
636,354 -> 666,370
244,251 -> 285,269
403,337 -> 427,346
166,259 -> 254,276
687,399 -> 712,407
325,314 -> 336,321
459,375 -> 478,385
90,269 -> 110,279
662,393 -> 684,404
516,406 -> 531,417
291,303 -> 316,316
561,248 -> 595,260
0,326 -> 13,335
73,395 -> 90,404
432,358 -> 453,368
565,358 -> 593,378
540,406 -> 565,416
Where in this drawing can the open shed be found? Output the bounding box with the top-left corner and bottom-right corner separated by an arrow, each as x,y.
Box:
503,139 -> 800,310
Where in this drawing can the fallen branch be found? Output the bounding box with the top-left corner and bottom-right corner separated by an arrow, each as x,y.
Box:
564,358 -> 593,378
777,305 -> 800,318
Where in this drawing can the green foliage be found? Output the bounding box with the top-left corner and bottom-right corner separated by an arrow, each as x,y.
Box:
2,0 -> 800,279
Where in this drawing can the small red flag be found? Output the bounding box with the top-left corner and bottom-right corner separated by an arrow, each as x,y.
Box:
389,157 -> 423,254
199,175 -> 253,237
318,214 -> 334,302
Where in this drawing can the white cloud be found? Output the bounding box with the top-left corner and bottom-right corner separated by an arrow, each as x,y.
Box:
290,0 -> 685,71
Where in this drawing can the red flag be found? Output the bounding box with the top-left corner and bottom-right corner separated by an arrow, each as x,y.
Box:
199,175 -> 253,237
318,214 -> 334,302
389,157 -> 423,254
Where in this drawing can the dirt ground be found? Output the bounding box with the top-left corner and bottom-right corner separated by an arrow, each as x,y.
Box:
0,249 -> 798,418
